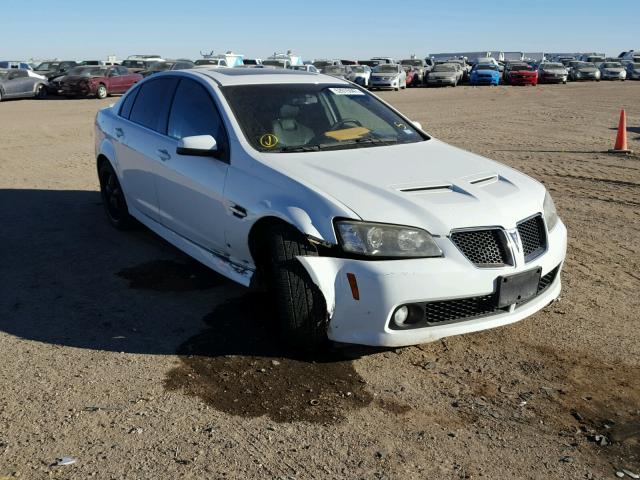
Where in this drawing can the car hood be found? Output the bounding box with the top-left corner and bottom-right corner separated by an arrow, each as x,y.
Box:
541,69 -> 566,74
259,139 -> 545,234
430,71 -> 457,78
371,72 -> 398,77
510,69 -> 536,74
473,70 -> 499,76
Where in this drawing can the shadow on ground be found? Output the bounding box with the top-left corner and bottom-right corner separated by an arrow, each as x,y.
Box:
0,188 -> 397,423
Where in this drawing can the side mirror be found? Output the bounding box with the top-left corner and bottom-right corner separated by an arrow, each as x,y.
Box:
177,135 -> 220,157
412,121 -> 423,130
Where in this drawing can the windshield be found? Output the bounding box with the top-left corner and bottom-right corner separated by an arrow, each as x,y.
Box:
542,63 -> 563,69
350,66 -> 367,73
221,84 -> 426,153
323,66 -> 346,74
263,60 -> 285,67
602,62 -> 621,68
67,66 -> 106,77
401,60 -> 423,66
35,62 -> 59,70
373,65 -> 398,73
510,64 -> 533,71
476,64 -> 498,71
122,60 -> 147,68
148,61 -> 172,71
433,65 -> 455,72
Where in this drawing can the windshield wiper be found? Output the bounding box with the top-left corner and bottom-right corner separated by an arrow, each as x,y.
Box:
278,137 -> 398,153
279,145 -> 321,153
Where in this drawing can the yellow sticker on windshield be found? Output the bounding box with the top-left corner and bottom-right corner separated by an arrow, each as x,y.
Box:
324,127 -> 371,141
260,134 -> 279,149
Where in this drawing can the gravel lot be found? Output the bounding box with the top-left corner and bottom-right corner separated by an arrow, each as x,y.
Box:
1,82 -> 639,479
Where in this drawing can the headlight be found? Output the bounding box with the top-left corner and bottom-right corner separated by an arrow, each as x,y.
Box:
543,192 -> 559,231
335,220 -> 442,258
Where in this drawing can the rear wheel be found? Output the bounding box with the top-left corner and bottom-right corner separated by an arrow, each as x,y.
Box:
266,225 -> 328,351
98,161 -> 134,230
96,84 -> 108,99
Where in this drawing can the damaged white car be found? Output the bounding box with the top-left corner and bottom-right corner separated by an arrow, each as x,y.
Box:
95,69 -> 567,349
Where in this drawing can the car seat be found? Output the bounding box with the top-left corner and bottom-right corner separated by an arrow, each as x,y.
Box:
273,105 -> 315,147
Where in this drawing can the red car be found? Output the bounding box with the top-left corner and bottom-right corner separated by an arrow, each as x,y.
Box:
58,65 -> 142,99
504,63 -> 538,86
404,66 -> 419,87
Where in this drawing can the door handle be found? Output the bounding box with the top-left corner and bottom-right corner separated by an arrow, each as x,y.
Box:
115,127 -> 124,138
157,149 -> 171,162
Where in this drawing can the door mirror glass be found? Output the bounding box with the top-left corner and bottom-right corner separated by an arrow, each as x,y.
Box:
177,135 -> 219,157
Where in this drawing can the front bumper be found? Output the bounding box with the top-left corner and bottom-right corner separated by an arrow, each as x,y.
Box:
601,73 -> 626,80
59,84 -> 95,96
471,77 -> 499,85
539,75 -> 567,83
427,77 -> 456,85
298,220 -> 567,347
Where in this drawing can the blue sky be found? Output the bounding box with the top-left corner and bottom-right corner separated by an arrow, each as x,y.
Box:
3,0 -> 638,61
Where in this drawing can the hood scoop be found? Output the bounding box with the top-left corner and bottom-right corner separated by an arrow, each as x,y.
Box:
468,173 -> 499,186
398,183 -> 453,193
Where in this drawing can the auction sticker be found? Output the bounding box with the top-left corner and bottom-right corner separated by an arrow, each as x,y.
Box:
259,134 -> 279,148
328,88 -> 365,96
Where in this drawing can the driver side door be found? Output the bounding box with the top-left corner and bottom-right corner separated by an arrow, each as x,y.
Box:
153,78 -> 230,254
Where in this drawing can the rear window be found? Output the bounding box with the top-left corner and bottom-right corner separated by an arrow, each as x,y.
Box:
129,78 -> 179,133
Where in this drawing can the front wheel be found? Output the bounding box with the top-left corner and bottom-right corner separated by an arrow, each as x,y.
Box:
35,84 -> 47,99
98,161 -> 134,230
96,84 -> 108,99
266,225 -> 328,351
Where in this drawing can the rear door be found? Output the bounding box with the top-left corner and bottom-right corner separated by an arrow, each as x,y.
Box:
114,77 -> 179,221
106,67 -> 122,92
153,78 -> 230,253
4,70 -> 31,96
118,66 -> 138,92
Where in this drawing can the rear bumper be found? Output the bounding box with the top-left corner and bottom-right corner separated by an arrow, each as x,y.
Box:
298,220 -> 567,347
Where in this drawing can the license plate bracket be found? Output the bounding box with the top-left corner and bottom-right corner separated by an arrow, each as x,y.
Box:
497,267 -> 542,308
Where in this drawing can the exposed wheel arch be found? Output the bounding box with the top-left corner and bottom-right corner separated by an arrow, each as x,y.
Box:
248,216 -> 301,273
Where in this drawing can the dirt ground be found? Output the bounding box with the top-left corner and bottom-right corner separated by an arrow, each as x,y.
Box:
1,82 -> 639,479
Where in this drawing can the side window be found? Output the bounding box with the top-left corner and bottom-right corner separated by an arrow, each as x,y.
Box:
119,85 -> 140,119
129,78 -> 179,133
118,66 -> 129,75
167,79 -> 227,151
109,68 -> 120,77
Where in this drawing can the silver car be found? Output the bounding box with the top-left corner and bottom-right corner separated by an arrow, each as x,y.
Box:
369,64 -> 407,90
0,69 -> 48,101
321,65 -> 349,80
625,62 -> 640,80
345,65 -> 371,87
425,64 -> 459,87
599,62 -> 627,81
537,62 -> 568,84
567,61 -> 601,81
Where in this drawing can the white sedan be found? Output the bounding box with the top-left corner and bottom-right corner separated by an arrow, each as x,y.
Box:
95,69 -> 567,350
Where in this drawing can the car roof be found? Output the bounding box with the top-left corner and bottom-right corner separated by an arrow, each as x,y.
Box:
190,68 -> 350,86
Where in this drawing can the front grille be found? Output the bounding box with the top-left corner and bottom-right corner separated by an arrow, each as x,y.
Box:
389,263 -> 561,330
537,266 -> 558,294
450,229 -> 510,267
517,215 -> 547,262
424,294 -> 500,325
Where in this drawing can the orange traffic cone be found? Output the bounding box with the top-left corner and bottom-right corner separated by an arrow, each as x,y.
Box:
609,109 -> 632,154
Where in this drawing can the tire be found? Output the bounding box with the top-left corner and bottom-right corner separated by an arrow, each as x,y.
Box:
98,161 -> 134,230
96,84 -> 108,99
0,90 -> 3,102
266,225 -> 328,351
35,84 -> 47,99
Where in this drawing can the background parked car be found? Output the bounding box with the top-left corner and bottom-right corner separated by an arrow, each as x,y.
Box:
625,62 -> 640,80
567,61 -> 600,81
504,62 -> 538,85
369,64 -> 406,90
400,58 -> 427,83
425,63 -> 459,87
0,61 -> 33,70
140,60 -> 195,77
345,65 -> 371,86
313,59 -> 342,69
537,62 -> 568,84
0,69 -> 48,101
469,63 -> 501,86
120,60 -> 155,72
289,64 -> 319,73
599,62 -> 627,81
58,66 -> 142,99
33,61 -> 79,80
320,65 -> 349,80
194,58 -> 229,67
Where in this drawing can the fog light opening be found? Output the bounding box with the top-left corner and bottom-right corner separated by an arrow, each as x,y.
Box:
392,304 -> 424,329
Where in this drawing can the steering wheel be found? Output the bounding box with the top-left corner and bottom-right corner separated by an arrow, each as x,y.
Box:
328,118 -> 363,131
